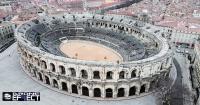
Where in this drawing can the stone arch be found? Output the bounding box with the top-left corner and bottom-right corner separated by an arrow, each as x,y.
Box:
52,79 -> 58,88
38,72 -> 43,81
34,58 -> 39,66
50,63 -> 56,72
140,84 -> 146,93
45,75 -> 50,85
61,82 -> 68,91
131,69 -> 137,78
82,86 -> 89,96
117,88 -> 125,97
59,65 -> 65,75
71,84 -> 78,94
105,88 -> 113,98
93,71 -> 100,79
81,69 -> 88,79
69,68 -> 76,77
106,71 -> 113,79
28,54 -> 32,61
93,88 -> 101,97
119,71 -> 125,79
24,51 -> 27,57
129,86 -> 137,96
41,60 -> 47,69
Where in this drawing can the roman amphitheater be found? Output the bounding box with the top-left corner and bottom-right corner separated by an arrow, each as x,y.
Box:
15,13 -> 173,100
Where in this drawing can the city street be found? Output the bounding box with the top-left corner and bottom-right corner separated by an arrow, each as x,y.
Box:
172,52 -> 194,105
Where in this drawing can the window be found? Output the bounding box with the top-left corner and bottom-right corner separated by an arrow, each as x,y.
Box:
131,70 -> 136,78
41,60 -> 47,69
119,71 -> 125,79
106,71 -> 113,79
81,70 -> 88,79
59,66 -> 65,75
93,71 -> 100,79
50,63 -> 56,72
69,68 -> 76,77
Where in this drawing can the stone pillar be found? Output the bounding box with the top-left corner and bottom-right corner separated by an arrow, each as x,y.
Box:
125,87 -> 129,97
145,83 -> 150,92
78,84 -> 82,96
136,86 -> 140,95
101,67 -> 106,81
35,71 -> 39,80
68,82 -> 72,94
57,81 -> 62,90
42,73 -> 46,84
113,87 -> 117,98
89,88 -> 93,97
102,86 -> 105,98
88,69 -> 92,80
114,71 -> 118,81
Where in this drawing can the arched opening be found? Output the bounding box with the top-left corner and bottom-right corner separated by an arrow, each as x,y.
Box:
41,60 -> 47,69
53,79 -> 58,88
72,84 -> 78,94
28,54 -> 32,60
106,71 -> 113,79
160,63 -> 164,70
131,70 -> 136,78
38,72 -> 43,81
129,86 -> 136,96
93,71 -> 100,79
61,82 -> 68,91
119,71 -> 125,79
82,86 -> 89,96
140,84 -> 146,93
69,68 -> 76,77
81,70 -> 88,79
50,63 -> 56,72
94,88 -> 101,97
106,88 -> 113,98
150,80 -> 156,90
35,58 -> 39,66
155,43 -> 158,48
117,88 -> 125,97
59,65 -> 65,75
24,52 -> 27,57
35,58 -> 40,66
45,76 -> 50,85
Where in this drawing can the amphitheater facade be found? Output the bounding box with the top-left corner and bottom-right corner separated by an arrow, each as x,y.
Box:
15,13 -> 173,99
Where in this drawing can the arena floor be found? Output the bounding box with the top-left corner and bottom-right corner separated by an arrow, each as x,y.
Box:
60,40 -> 123,62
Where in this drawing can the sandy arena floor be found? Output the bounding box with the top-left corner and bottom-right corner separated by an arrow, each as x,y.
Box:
60,40 -> 123,62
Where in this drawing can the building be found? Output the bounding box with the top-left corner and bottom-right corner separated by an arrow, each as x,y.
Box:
15,13 -> 173,99
0,21 -> 15,51
170,30 -> 199,48
193,40 -> 200,104
193,10 -> 200,18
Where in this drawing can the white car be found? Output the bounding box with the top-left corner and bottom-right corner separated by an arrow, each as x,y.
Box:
185,50 -> 189,54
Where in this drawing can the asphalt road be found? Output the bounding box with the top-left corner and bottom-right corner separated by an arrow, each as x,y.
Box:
171,58 -> 184,105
